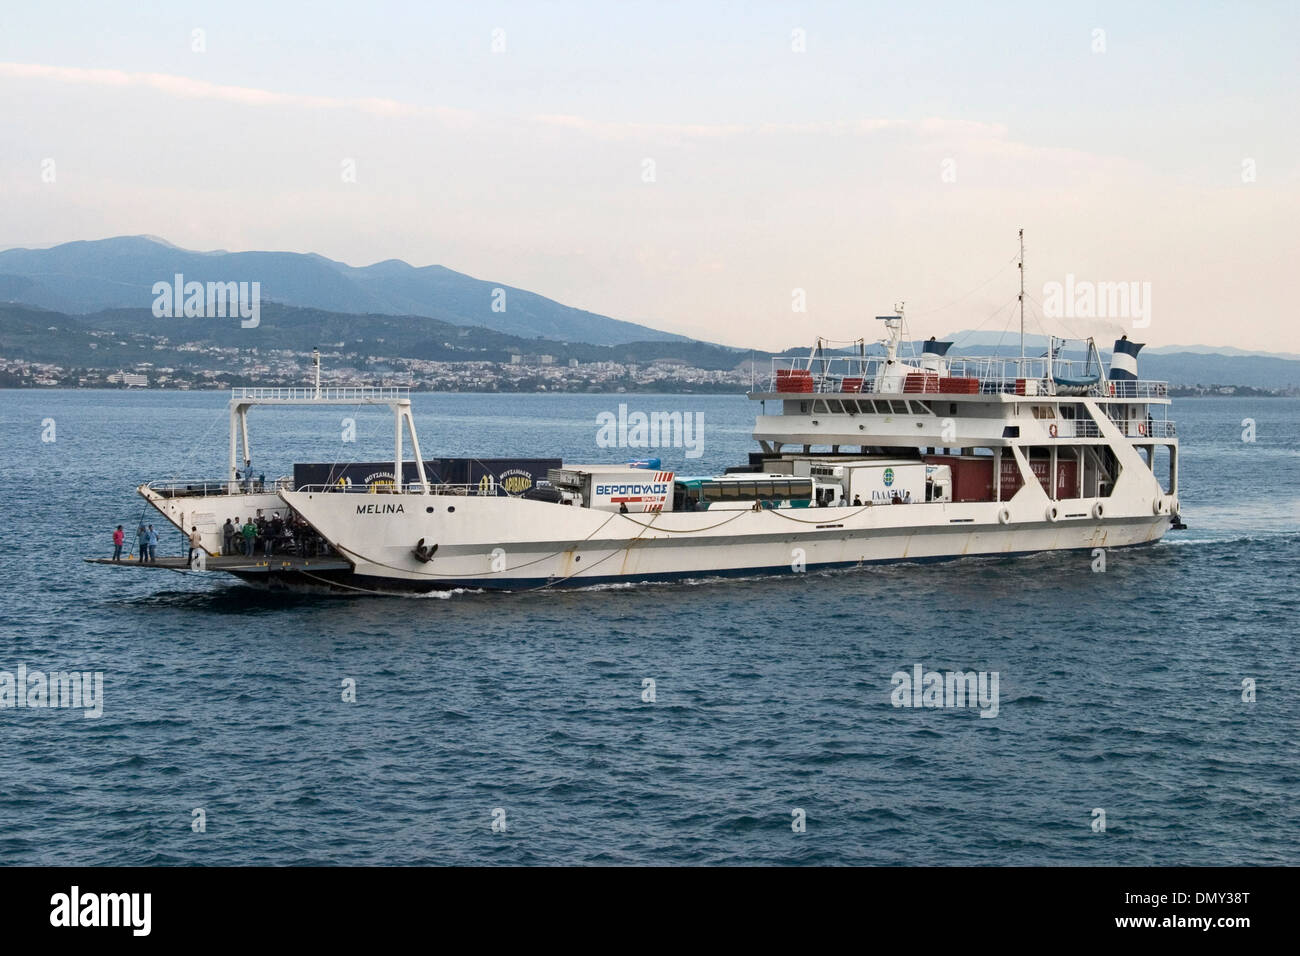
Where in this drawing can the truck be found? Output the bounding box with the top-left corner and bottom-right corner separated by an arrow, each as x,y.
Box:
794,458 -> 930,505
547,465 -> 676,513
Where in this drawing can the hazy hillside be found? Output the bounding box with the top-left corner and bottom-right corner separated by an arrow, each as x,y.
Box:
0,302 -> 750,371
0,236 -> 686,346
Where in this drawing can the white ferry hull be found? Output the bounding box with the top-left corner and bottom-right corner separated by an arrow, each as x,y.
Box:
280,489 -> 1172,592
140,485 -> 292,555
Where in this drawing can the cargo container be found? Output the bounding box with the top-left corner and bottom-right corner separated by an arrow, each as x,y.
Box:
924,454 -> 995,502
850,461 -> 925,504
293,457 -> 561,496
796,458 -> 926,505
293,460 -> 428,491
999,458 -> 1080,500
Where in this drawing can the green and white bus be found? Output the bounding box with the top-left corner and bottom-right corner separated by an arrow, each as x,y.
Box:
672,474 -> 817,511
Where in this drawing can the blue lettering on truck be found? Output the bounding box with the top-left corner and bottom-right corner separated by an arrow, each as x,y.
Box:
595,483 -> 669,495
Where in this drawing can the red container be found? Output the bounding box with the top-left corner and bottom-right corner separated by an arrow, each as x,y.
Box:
841,377 -> 864,393
925,455 -> 994,502
1053,460 -> 1079,498
1000,458 -> 1080,499
775,369 -> 814,393
999,459 -> 1022,499
903,372 -> 940,393
938,376 -> 980,394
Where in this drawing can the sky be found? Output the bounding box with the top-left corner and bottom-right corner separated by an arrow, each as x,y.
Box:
1,1 -> 1297,352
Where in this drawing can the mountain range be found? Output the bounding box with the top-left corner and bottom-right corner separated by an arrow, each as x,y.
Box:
0,236 -> 684,347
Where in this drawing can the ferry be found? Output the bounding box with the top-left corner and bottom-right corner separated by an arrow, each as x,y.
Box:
276,315 -> 1180,592
91,318 -> 1183,593
90,241 -> 1184,593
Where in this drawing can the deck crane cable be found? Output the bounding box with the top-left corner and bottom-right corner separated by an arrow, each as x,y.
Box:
1021,292 -> 1094,378
310,398 -> 383,487
326,510 -> 628,578
909,248 -> 1021,319
126,497 -> 150,560
304,500 -> 885,593
949,292 -> 1020,349
324,502 -> 772,586
167,404 -> 226,485
955,294 -> 1019,354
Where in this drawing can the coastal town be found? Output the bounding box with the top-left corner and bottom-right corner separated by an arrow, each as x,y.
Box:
0,341 -> 756,392
1,347 -> 1293,396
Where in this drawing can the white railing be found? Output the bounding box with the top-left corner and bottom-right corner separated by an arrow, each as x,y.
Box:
146,476 -> 293,497
765,355 -> 1169,400
1106,381 -> 1169,399
231,386 -> 409,402
1043,417 -> 1175,439
1113,419 -> 1176,439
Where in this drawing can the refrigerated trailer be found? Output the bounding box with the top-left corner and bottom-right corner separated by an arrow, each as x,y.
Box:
798,459 -> 930,504
547,466 -> 676,513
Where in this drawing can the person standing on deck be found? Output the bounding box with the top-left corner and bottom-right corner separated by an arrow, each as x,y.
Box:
241,518 -> 257,557
187,526 -> 204,565
112,525 -> 125,562
222,518 -> 236,555
144,525 -> 159,562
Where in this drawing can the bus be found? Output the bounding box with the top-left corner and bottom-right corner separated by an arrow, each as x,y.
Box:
673,474 -> 817,511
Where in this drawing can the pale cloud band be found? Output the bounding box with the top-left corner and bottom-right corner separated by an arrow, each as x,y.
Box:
0,61 -> 434,118
2,60 -> 1014,144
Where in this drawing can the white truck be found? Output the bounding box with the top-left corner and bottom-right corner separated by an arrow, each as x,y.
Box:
795,459 -> 938,505
547,465 -> 675,513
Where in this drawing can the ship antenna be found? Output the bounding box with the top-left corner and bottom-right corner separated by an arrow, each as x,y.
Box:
1018,228 -> 1025,368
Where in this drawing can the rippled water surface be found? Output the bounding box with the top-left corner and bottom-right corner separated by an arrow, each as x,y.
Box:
1,391 -> 1296,865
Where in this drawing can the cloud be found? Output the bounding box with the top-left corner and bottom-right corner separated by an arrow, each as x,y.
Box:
0,61 -> 1027,153
529,112 -> 1010,143
0,61 -> 464,119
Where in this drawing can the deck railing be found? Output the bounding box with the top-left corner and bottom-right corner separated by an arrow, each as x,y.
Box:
145,476 -> 294,497
295,482 -> 486,496
1050,417 -> 1175,439
764,355 -> 1168,400
1116,419 -> 1176,439
231,386 -> 410,402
